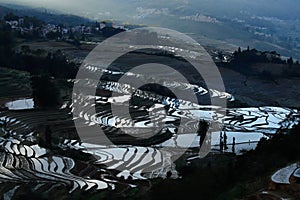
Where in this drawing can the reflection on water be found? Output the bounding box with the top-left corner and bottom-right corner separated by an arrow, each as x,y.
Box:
159,131 -> 268,155
5,98 -> 34,110
0,67 -> 300,196
61,139 -> 178,180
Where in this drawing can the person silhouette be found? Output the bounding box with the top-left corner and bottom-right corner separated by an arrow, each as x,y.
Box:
198,120 -> 208,147
224,131 -> 228,150
232,137 -> 236,153
219,131 -> 224,152
220,140 -> 224,152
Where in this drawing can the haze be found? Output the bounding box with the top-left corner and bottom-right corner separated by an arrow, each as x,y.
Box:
1,0 -> 300,21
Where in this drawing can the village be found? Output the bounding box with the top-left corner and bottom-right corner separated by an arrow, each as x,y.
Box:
3,12 -> 127,41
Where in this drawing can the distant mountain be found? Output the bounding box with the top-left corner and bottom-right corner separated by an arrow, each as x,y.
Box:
0,4 -> 12,17
106,0 -> 300,20
0,4 -> 90,26
37,0 -> 296,59
1,1 -> 299,59
97,0 -> 300,59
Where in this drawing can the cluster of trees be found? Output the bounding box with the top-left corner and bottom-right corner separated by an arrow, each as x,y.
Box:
231,46 -> 300,66
0,21 -> 14,66
0,20 -> 77,108
217,46 -> 300,78
31,75 -> 60,108
13,47 -> 78,78
101,26 -> 125,38
232,46 -> 288,65
13,48 -> 77,107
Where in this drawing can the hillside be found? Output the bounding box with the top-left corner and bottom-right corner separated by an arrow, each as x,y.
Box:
1,1 -> 300,59
0,4 -> 90,26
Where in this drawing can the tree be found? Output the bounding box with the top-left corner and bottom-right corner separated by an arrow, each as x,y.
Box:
287,57 -> 294,65
198,120 -> 209,146
0,22 -> 14,66
31,75 -> 60,108
4,12 -> 19,21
